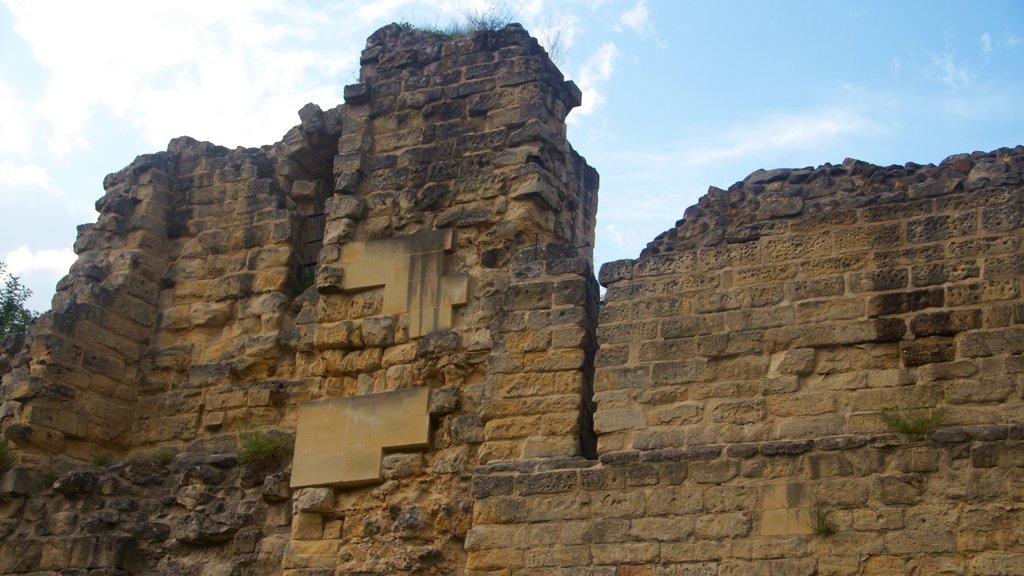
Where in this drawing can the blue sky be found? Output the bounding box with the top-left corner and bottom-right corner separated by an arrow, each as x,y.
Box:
1,0 -> 1022,311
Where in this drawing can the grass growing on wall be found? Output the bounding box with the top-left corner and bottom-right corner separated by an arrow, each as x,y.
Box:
398,5 -> 514,38
879,406 -> 945,435
809,503 -> 838,536
238,431 -> 294,465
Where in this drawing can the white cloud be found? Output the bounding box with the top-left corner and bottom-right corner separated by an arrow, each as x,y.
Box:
619,0 -> 653,35
4,0 -> 355,155
3,245 -> 76,277
890,57 -> 902,78
356,0 -> 418,23
0,80 -> 35,156
930,52 -> 970,89
622,108 -> 878,169
518,0 -> 545,20
981,32 -> 993,58
0,161 -> 59,195
571,41 -> 618,119
603,224 -> 625,247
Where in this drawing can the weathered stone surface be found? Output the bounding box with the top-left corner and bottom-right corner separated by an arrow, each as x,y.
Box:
0,18 -> 1022,576
291,387 -> 430,488
53,471 -> 98,497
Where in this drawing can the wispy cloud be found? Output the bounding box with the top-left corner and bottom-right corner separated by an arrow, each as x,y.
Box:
356,0 -> 418,22
890,57 -> 902,78
571,41 -> 618,119
661,108 -> 879,168
929,52 -> 970,88
603,224 -> 625,248
592,106 -> 881,265
619,0 -> 653,36
981,32 -> 993,58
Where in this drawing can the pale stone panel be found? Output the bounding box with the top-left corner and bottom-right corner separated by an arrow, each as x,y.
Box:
339,229 -> 468,337
759,482 -> 813,536
290,387 -> 430,488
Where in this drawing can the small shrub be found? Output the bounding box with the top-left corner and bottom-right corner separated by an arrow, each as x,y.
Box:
0,440 -> 12,473
238,431 -> 294,465
1,261 -> 37,338
40,469 -> 60,487
879,406 -> 945,435
155,449 -> 177,466
91,454 -> 113,467
808,503 -> 837,536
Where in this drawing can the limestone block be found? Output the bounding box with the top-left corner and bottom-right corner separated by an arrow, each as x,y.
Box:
290,387 -> 430,488
25,404 -> 87,438
0,468 -> 43,496
338,229 -> 468,337
759,483 -> 812,536
291,512 -> 324,540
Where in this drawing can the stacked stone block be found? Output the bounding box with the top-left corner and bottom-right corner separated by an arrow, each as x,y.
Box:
597,149 -> 1024,453
0,154 -> 176,464
1,17 -> 1022,576
278,24 -> 599,575
0,23 -> 600,576
0,442 -> 295,575
480,243 -> 600,463
467,426 -> 1024,575
569,147 -> 1024,574
0,105 -> 342,467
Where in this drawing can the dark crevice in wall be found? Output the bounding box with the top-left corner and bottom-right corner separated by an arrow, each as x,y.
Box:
578,273 -> 600,460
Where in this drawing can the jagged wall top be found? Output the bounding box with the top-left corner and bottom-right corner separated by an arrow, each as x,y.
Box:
602,146 -> 1024,284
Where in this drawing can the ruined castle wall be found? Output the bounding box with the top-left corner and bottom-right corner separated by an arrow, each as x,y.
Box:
278,24 -> 598,575
3,19 -> 1023,576
595,149 -> 1024,451
465,148 -> 1024,575
0,103 -> 342,465
0,24 -> 599,576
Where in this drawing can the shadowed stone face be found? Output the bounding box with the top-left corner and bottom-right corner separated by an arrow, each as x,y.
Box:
290,387 -> 430,488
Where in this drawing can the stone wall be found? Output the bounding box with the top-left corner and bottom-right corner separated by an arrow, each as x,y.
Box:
462,148 -> 1024,575
0,24 -> 599,575
1,20 -> 1023,576
595,150 -> 1024,451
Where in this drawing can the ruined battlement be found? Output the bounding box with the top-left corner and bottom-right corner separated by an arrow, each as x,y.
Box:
0,22 -> 1022,576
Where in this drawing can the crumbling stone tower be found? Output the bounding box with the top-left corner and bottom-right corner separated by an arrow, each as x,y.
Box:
0,24 -> 598,574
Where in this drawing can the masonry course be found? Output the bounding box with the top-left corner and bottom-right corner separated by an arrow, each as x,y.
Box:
1,23 -> 1022,576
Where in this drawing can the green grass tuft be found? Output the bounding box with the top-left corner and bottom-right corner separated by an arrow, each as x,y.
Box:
238,431 -> 294,465
879,406 -> 945,435
40,469 -> 60,487
460,5 -> 515,33
398,4 -> 514,38
809,503 -> 837,536
155,449 -> 177,466
91,454 -> 113,467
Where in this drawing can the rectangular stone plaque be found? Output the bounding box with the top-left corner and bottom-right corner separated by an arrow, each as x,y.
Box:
290,387 -> 430,488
